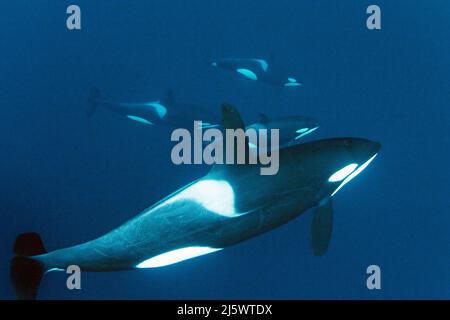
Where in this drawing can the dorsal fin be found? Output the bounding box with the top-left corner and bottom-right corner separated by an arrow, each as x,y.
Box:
258,112 -> 269,124
221,103 -> 245,130
268,52 -> 276,68
216,103 -> 251,170
163,89 -> 175,106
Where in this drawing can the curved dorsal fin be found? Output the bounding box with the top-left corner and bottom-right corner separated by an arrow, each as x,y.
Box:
163,89 -> 175,106
268,52 -> 276,67
258,112 -> 270,124
208,104 -> 250,174
221,103 -> 245,130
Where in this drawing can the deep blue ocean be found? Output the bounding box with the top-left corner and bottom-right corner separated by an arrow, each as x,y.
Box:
1,1 -> 449,299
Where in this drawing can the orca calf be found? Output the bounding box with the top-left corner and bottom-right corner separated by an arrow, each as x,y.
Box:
87,88 -> 220,129
11,104 -> 380,299
212,57 -> 302,87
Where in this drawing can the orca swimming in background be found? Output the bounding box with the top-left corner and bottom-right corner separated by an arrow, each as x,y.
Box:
11,104 -> 380,299
211,57 -> 302,87
87,88 -> 220,129
211,113 -> 320,153
246,113 -> 320,149
87,88 -> 318,146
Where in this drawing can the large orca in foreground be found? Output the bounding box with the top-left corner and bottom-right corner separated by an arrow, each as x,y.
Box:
211,57 -> 302,87
11,104 -> 380,299
87,88 -> 221,129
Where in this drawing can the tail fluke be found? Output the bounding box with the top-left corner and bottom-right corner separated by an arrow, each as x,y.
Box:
10,233 -> 47,300
87,87 -> 100,117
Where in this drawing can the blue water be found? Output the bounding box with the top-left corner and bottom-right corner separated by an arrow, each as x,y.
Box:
1,1 -> 449,299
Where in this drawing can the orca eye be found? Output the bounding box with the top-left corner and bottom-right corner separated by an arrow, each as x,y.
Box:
330,154 -> 378,196
147,101 -> 167,118
328,164 -> 358,182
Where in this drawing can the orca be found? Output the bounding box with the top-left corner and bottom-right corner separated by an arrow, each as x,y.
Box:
87,88 -> 317,147
199,113 -> 319,153
86,88 -> 220,129
211,57 -> 302,87
10,104 -> 380,299
246,113 -> 320,150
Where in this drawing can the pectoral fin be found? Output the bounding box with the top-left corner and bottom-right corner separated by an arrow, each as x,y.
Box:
311,198 -> 333,256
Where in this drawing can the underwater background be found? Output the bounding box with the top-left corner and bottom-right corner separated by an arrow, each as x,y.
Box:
0,0 -> 449,299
